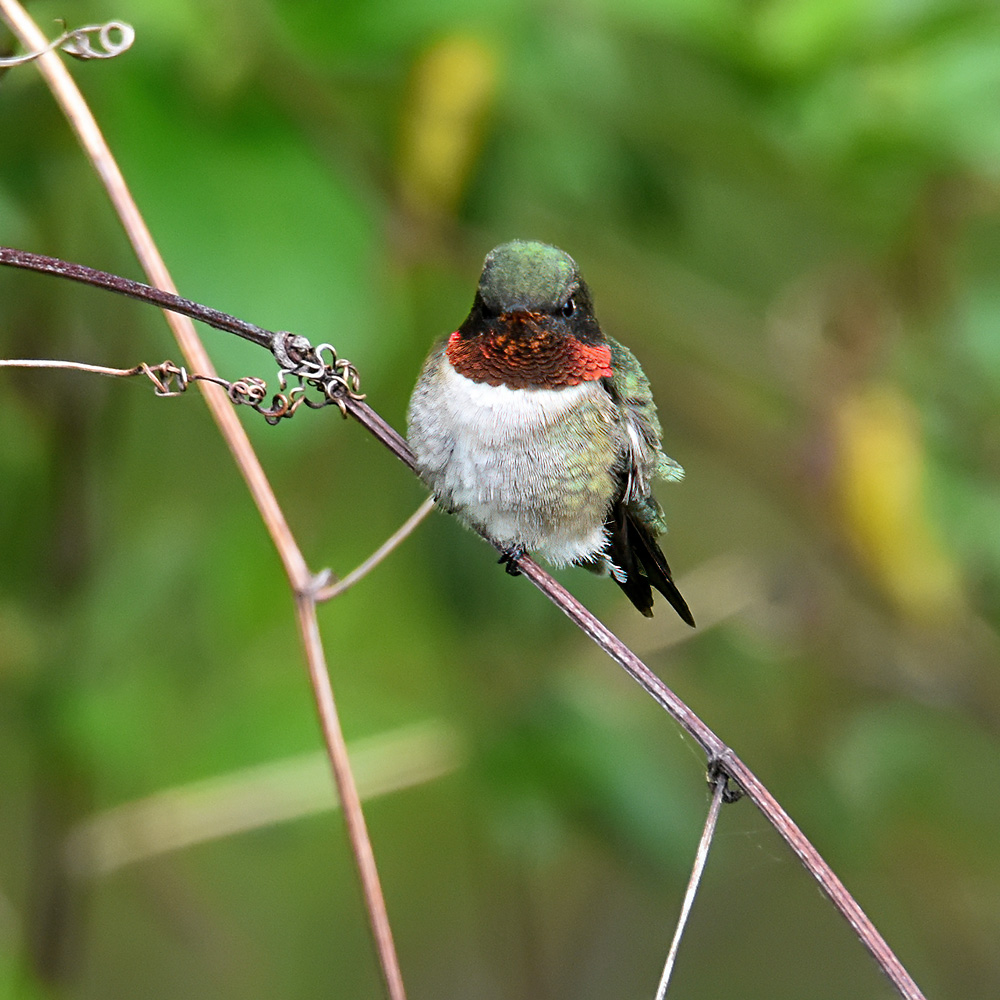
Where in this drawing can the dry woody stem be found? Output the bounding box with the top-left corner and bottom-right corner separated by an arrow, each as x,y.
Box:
0,7 -> 407,999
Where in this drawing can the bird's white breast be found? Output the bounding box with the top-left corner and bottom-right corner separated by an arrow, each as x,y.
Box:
408,361 -> 620,566
438,361 -> 596,432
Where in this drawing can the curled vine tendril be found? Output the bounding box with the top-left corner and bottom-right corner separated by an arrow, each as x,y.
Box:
145,346 -> 367,424
264,339 -> 366,421
102,352 -> 365,425
0,341 -> 365,425
0,20 -> 135,66
136,362 -> 314,424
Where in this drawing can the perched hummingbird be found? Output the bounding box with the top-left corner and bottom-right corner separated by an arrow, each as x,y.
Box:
407,240 -> 694,624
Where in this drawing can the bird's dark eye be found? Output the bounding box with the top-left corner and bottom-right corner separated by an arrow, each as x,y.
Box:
560,298 -> 576,319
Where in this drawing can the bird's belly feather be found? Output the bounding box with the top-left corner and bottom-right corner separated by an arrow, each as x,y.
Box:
408,365 -> 621,565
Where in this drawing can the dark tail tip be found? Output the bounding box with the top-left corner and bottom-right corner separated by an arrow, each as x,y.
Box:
607,504 -> 696,626
658,579 -> 696,628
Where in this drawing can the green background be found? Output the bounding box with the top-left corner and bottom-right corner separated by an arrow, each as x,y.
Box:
3,0 -> 1000,997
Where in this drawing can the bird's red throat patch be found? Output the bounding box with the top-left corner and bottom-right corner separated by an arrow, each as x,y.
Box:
446,315 -> 612,389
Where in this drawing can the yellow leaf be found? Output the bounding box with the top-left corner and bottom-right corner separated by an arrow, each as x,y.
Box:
398,35 -> 499,218
834,384 -> 961,622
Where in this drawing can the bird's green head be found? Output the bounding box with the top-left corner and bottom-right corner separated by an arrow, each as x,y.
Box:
477,240 -> 580,314
448,240 -> 609,387
459,240 -> 603,347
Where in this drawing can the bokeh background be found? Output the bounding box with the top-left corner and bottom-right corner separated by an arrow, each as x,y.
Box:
3,0 -> 1000,997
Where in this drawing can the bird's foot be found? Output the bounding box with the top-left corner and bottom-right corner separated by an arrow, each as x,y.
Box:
498,547 -> 526,576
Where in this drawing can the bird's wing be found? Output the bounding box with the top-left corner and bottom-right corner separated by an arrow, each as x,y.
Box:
602,338 -> 694,624
604,338 -> 683,504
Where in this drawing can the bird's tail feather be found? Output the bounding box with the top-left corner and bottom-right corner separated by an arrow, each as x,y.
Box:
606,504 -> 695,626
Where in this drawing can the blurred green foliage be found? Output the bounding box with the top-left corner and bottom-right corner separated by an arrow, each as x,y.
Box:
3,0 -> 1000,997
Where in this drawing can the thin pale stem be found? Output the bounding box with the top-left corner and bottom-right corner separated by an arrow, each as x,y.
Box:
315,496 -> 435,602
654,774 -> 726,999
295,596 -> 407,1000
0,6 -> 407,997
0,358 -> 148,376
0,358 -> 201,398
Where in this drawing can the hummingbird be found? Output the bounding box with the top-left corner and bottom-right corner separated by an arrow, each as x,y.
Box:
407,240 -> 694,624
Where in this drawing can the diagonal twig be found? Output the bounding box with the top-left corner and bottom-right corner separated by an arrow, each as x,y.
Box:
0,248 -> 280,352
